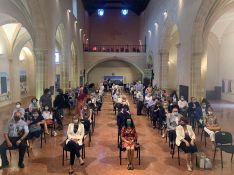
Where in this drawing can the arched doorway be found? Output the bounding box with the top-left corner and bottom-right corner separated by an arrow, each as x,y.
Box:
206,9 -> 234,101
87,59 -> 143,85
55,23 -> 66,91
0,14 -> 35,105
192,0 -> 234,101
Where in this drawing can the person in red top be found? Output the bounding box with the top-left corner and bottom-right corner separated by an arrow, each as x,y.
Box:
121,118 -> 137,170
76,87 -> 87,114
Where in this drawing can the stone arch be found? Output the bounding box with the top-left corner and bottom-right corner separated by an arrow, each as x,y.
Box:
158,20 -> 180,90
86,57 -> 144,77
0,12 -> 36,104
55,23 -> 68,90
191,0 -> 234,98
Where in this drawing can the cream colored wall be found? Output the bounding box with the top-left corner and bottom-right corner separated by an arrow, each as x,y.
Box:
140,0 -> 202,92
87,61 -> 142,84
206,32 -> 220,91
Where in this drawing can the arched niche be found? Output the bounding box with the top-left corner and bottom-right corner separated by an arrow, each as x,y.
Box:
87,59 -> 143,85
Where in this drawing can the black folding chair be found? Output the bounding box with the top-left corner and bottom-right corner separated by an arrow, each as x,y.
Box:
119,139 -> 141,165
213,131 -> 234,168
62,138 -> 85,166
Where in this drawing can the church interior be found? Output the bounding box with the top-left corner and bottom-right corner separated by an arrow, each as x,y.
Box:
0,0 -> 234,174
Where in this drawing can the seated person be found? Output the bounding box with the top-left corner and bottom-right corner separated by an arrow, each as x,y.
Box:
176,117 -> 197,172
121,118 -> 138,170
121,95 -> 130,107
27,110 -> 48,148
178,96 -> 188,117
200,107 -> 220,149
152,102 -> 161,128
12,102 -> 25,119
29,97 -> 40,113
66,116 -> 85,174
94,89 -> 102,111
0,112 -> 29,169
80,105 -> 92,123
166,107 -> 182,153
117,106 -> 131,131
42,105 -> 53,125
160,101 -> 169,138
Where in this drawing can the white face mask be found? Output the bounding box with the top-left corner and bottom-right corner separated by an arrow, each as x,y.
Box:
73,119 -> 79,124
173,112 -> 178,116
16,104 -> 21,109
45,107 -> 49,110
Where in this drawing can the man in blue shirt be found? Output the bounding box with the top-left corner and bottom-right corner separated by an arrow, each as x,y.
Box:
0,111 -> 29,169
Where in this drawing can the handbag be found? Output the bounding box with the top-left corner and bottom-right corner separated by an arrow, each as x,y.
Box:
196,152 -> 213,169
205,158 -> 212,169
196,152 -> 206,169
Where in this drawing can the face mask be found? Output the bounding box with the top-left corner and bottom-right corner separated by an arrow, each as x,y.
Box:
33,114 -> 39,117
127,121 -> 132,127
173,112 -> 178,116
16,104 -> 21,109
208,111 -> 213,115
45,107 -> 49,110
14,116 -> 20,122
73,119 -> 79,124
33,100 -> 37,103
180,122 -> 186,126
181,98 -> 184,101
88,101 -> 91,104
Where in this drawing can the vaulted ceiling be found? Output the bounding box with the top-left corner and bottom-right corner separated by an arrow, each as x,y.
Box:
82,0 -> 151,16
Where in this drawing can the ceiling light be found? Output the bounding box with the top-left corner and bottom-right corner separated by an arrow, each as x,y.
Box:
97,9 -> 104,16
121,9 -> 128,16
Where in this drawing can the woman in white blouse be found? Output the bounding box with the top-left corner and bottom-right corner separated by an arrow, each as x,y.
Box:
176,117 -> 197,172
66,116 -> 85,174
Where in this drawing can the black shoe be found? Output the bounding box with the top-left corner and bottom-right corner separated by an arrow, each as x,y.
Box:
0,163 -> 9,169
130,164 -> 134,170
127,164 -> 131,170
18,162 -> 25,168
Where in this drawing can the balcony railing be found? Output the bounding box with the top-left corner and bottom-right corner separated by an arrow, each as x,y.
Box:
83,44 -> 146,53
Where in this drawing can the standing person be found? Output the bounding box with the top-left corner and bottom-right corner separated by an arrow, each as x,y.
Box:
176,117 -> 197,172
76,87 -> 86,114
54,89 -> 65,130
136,91 -> 144,115
39,88 -> 52,109
0,112 -> 29,169
188,97 -> 200,129
121,118 -> 138,170
66,116 -> 85,174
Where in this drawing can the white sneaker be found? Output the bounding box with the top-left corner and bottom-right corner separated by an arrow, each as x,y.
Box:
187,164 -> 192,172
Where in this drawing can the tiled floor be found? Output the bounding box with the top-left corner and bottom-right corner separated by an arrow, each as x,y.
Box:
0,94 -> 234,175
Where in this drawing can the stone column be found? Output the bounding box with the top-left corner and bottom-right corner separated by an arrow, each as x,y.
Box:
191,52 -> 204,99
159,50 -> 169,89
34,49 -> 47,99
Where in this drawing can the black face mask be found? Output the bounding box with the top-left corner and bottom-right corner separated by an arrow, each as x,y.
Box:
14,116 -> 20,122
